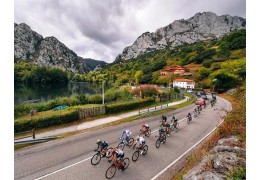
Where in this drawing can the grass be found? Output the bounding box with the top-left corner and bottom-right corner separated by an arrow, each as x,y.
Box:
172,85 -> 246,179
14,93 -> 195,150
15,104 -> 101,122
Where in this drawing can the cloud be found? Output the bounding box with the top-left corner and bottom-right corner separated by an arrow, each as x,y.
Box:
14,0 -> 246,63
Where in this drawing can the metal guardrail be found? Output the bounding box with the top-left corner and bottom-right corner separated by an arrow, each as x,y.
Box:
14,129 -> 35,140
14,136 -> 59,145
138,103 -> 169,115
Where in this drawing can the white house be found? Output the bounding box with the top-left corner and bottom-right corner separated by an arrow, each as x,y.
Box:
173,79 -> 195,89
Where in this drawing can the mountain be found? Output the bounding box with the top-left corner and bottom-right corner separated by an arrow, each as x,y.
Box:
115,12 -> 246,62
14,23 -> 106,73
83,58 -> 108,71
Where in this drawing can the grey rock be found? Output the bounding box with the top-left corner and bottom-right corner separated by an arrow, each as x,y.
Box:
198,171 -> 224,180
14,23 -> 43,61
213,146 -> 245,157
212,152 -> 246,173
217,136 -> 239,146
115,12 -> 246,62
14,23 -> 106,73
183,137 -> 245,179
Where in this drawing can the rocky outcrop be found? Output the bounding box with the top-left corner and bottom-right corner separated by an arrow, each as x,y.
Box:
183,137 -> 246,180
115,12 -> 246,62
14,23 -> 43,61
14,23 -> 106,73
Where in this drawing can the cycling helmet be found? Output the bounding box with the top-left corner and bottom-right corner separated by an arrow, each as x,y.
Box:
96,139 -> 101,144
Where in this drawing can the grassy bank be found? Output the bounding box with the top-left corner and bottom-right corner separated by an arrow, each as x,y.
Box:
173,86 -> 246,179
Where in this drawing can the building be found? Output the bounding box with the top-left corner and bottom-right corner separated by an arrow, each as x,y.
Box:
160,65 -> 186,75
173,79 -> 195,89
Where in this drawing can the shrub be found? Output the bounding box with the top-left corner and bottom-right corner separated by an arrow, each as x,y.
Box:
14,109 -> 79,133
87,94 -> 103,104
131,85 -> 159,98
106,98 -> 154,114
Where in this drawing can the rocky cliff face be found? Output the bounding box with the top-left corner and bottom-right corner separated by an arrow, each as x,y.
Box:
115,12 -> 246,62
14,23 -> 106,73
183,137 -> 246,180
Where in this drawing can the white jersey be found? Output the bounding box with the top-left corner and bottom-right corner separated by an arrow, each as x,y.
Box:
116,149 -> 124,155
139,136 -> 145,145
125,129 -> 131,136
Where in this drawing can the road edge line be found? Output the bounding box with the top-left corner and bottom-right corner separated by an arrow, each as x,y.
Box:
150,119 -> 224,180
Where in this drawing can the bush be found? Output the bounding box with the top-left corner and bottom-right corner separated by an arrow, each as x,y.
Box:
106,98 -> 154,114
14,109 -> 79,133
87,94 -> 103,104
131,85 -> 159,98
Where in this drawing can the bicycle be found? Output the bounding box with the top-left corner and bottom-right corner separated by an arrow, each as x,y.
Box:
105,157 -> 130,179
139,128 -> 151,137
91,147 -> 113,165
117,137 -> 134,150
132,145 -> 148,162
193,110 -> 198,118
187,115 -> 192,124
170,121 -> 179,132
155,129 -> 167,148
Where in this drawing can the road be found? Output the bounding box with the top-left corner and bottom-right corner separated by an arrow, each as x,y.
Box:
14,96 -> 232,180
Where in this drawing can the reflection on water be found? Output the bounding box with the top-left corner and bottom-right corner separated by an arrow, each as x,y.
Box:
14,82 -> 111,105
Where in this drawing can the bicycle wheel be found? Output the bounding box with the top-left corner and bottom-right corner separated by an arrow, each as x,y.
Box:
123,158 -> 130,169
132,143 -> 136,150
162,134 -> 167,143
128,138 -> 134,146
91,153 -> 101,165
155,139 -> 161,148
146,129 -> 151,137
187,118 -> 190,124
117,142 -> 125,150
105,165 -> 116,179
132,151 -> 139,162
106,148 -> 113,158
142,145 -> 148,155
139,131 -> 145,137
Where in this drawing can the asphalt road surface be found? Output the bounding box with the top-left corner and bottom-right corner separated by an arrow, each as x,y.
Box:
14,96 -> 232,180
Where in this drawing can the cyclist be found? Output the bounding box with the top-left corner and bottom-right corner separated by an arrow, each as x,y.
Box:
135,136 -> 146,154
187,112 -> 192,122
95,139 -> 109,157
171,115 -> 178,128
120,129 -> 132,143
160,115 -> 171,136
141,123 -> 149,134
109,148 -> 125,171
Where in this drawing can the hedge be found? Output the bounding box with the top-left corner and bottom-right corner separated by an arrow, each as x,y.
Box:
14,109 -> 79,133
106,98 -> 155,114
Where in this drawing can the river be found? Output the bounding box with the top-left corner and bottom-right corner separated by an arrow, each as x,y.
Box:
14,82 -> 111,105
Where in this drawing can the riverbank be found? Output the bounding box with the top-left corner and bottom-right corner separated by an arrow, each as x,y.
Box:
14,94 -> 195,149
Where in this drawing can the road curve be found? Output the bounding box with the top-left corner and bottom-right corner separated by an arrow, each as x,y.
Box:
14,96 -> 232,180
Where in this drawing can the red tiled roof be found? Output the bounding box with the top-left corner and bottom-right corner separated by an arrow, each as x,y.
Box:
174,79 -> 194,82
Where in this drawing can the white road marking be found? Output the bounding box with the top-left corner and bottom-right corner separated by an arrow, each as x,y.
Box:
34,107 -> 211,180
34,157 -> 92,180
150,119 -> 224,180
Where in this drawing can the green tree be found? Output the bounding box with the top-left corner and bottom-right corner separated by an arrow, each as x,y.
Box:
135,70 -> 143,85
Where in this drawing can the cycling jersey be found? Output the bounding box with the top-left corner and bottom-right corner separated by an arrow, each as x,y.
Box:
115,149 -> 124,159
138,136 -> 145,145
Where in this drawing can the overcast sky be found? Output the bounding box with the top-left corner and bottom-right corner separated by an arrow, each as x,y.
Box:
14,0 -> 246,63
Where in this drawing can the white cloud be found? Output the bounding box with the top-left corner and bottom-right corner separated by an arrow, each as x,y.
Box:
14,0 -> 246,63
